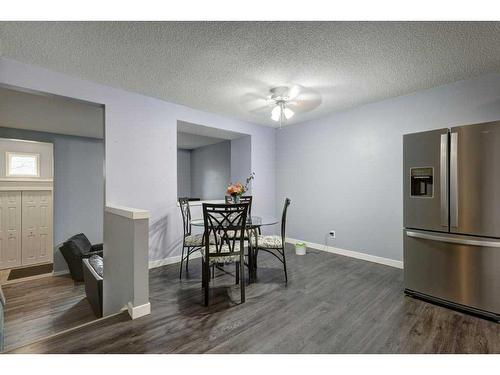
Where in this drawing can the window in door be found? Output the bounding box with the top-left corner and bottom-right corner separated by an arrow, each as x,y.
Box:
6,152 -> 40,178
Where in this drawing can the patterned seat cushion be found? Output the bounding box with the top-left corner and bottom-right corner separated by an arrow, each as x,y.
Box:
225,230 -> 249,240
184,234 -> 219,247
249,235 -> 283,249
200,244 -> 242,264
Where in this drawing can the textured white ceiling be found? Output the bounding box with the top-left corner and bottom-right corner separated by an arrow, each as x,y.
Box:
1,22 -> 500,127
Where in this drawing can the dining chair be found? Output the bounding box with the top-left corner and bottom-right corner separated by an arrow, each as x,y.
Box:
239,196 -> 258,233
240,196 -> 252,217
250,198 -> 291,283
178,197 -> 207,279
202,203 -> 249,306
225,195 -> 252,215
225,195 -> 256,237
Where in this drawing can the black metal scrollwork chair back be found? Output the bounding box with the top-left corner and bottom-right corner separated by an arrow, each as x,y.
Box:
224,195 -> 252,216
251,198 -> 291,282
178,197 -> 204,279
202,203 -> 249,306
225,195 -> 256,236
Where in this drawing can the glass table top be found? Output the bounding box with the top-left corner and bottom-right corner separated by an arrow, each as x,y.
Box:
191,215 -> 278,227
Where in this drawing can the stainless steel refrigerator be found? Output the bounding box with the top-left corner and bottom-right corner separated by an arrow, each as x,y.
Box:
403,121 -> 500,321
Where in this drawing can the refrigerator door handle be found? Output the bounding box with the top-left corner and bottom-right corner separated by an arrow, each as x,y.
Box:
440,133 -> 448,227
406,230 -> 500,247
450,132 -> 458,228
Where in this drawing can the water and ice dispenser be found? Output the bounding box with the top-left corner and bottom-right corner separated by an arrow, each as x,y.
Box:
410,167 -> 433,197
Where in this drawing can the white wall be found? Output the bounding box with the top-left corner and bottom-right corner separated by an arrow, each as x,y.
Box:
0,58 -> 277,264
177,149 -> 191,198
191,140 -> 230,200
276,73 -> 500,262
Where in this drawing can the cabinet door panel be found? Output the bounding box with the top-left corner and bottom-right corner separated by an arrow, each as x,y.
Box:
22,191 -> 53,266
0,192 -> 22,270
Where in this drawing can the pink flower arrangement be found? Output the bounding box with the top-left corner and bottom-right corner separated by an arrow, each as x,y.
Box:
226,172 -> 255,197
226,182 -> 245,196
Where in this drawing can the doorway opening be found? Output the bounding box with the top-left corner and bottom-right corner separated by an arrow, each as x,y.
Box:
0,85 -> 105,352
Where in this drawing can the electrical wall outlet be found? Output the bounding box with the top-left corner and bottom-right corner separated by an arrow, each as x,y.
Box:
329,230 -> 336,238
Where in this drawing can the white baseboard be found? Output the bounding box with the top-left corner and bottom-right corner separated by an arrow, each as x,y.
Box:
286,237 -> 403,269
127,301 -> 151,320
149,251 -> 202,269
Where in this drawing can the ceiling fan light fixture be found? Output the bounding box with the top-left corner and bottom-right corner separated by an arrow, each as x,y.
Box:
283,107 -> 294,119
271,105 -> 281,122
242,84 -> 321,128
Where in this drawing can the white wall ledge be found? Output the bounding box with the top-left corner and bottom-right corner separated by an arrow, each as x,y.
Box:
105,205 -> 150,220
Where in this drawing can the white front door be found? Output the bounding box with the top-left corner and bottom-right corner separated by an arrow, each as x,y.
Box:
0,192 -> 22,270
21,191 -> 53,266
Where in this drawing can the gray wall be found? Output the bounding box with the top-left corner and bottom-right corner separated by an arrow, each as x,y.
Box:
0,127 -> 104,272
0,85 -> 103,138
1,57 -> 277,266
103,209 -> 149,316
177,149 -> 191,198
276,73 -> 500,262
230,135 -> 252,192
190,140 -> 231,200
178,136 -> 252,200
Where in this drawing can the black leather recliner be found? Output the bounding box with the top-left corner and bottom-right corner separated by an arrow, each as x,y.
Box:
82,255 -> 103,318
59,233 -> 103,282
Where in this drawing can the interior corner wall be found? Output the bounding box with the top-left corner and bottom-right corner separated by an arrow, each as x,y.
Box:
190,140 -> 230,200
0,58 -> 277,279
0,127 -> 104,273
177,149 -> 191,198
230,135 -> 252,190
276,73 -> 500,262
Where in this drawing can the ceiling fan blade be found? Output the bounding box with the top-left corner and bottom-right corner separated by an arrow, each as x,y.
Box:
287,96 -> 322,112
240,93 -> 273,113
286,85 -> 301,100
249,104 -> 275,114
295,90 -> 321,101
242,84 -> 323,120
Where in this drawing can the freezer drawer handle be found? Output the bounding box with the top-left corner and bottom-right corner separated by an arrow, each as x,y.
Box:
406,231 -> 500,248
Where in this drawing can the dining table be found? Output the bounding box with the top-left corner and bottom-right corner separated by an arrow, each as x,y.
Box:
190,215 -> 278,282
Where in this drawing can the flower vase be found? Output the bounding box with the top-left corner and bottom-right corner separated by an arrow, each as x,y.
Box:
231,195 -> 241,204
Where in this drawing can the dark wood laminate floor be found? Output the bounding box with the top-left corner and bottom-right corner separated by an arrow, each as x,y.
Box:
2,274 -> 97,351
7,245 -> 500,353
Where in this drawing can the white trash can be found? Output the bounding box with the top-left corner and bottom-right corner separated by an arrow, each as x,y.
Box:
295,242 -> 307,255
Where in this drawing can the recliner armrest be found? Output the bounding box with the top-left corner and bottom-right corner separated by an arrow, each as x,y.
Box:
82,250 -> 103,258
91,243 -> 103,252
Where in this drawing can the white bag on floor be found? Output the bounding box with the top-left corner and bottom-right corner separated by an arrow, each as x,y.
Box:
295,242 -> 306,255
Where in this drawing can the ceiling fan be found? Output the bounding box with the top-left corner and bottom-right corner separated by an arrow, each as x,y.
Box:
241,84 -> 322,128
